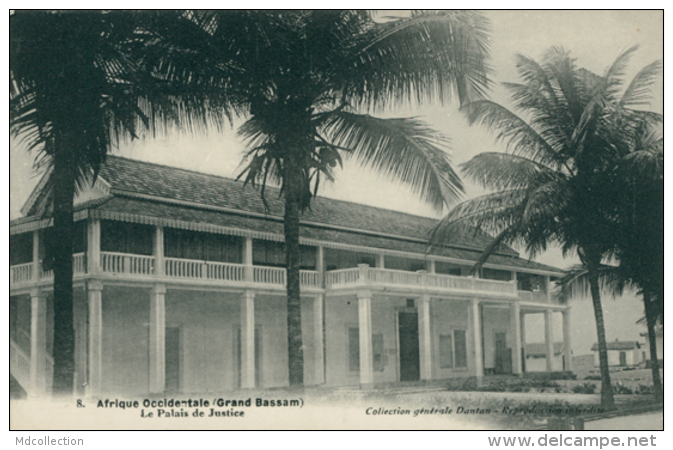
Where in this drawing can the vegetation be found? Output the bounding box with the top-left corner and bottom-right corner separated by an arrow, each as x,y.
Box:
433,47 -> 661,410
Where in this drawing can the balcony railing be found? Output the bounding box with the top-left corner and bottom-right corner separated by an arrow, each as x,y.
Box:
10,252 -> 528,301
101,252 -> 154,276
10,253 -> 87,285
325,264 -> 518,297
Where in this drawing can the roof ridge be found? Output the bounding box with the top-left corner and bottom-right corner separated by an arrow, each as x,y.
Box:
105,155 -> 441,222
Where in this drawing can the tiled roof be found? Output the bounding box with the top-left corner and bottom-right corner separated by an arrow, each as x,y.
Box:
15,155 -> 564,274
97,156 -> 514,255
525,343 -> 564,357
591,341 -> 641,351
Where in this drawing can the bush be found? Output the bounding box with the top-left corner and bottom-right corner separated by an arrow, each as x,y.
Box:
584,375 -> 601,381
572,382 -> 596,394
636,384 -> 653,395
613,384 -> 633,394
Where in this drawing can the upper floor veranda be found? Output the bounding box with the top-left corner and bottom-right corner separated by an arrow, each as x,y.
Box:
10,156 -> 564,308
10,218 -> 561,308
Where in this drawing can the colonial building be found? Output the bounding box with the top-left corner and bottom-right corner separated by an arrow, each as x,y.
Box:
10,156 -> 572,398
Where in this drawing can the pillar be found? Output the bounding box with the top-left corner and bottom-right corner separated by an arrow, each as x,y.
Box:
520,311 -> 527,372
316,246 -> 324,287
471,298 -> 483,381
87,219 -> 101,274
244,238 -> 253,282
510,301 -> 522,375
29,288 -> 47,396
313,294 -> 325,384
32,230 -> 40,281
427,260 -> 436,274
545,309 -> 555,372
563,308 -> 573,372
357,291 -> 374,386
240,290 -> 255,388
418,295 -> 433,380
87,280 -> 104,397
149,284 -> 166,393
376,254 -> 385,268
153,226 -> 164,277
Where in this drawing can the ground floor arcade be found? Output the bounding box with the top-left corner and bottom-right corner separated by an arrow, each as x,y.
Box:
10,281 -> 572,398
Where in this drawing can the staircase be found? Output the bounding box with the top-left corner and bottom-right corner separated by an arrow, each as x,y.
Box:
10,338 -> 53,397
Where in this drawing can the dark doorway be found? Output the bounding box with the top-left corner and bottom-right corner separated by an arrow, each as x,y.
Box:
398,311 -> 420,382
619,351 -> 627,366
494,332 -> 512,374
165,327 -> 181,392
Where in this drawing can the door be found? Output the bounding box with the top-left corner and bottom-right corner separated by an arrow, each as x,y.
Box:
619,351 -> 627,366
398,311 -> 420,382
494,332 -> 512,374
165,327 -> 181,393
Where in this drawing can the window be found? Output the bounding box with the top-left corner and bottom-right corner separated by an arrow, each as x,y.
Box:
439,334 -> 454,368
348,328 -> 384,373
439,329 -> 468,369
454,329 -> 468,368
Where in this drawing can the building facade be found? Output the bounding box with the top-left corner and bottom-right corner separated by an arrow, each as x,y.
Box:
10,156 -> 572,398
591,340 -> 644,368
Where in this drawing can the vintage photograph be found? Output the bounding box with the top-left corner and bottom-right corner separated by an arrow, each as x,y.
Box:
9,10 -> 663,431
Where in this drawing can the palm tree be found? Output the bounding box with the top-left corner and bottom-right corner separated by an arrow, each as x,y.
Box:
432,47 -> 660,409
10,10 -> 223,396
156,10 -> 491,387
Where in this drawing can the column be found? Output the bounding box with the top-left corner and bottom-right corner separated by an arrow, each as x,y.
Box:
376,254 -> 385,268
149,284 -> 166,393
520,311 -> 527,373
29,288 -> 47,397
153,227 -> 164,277
418,295 -> 433,380
32,230 -> 40,282
471,298 -> 483,381
87,219 -> 101,274
510,301 -> 522,375
316,246 -> 324,287
427,260 -> 436,274
313,294 -> 325,384
240,290 -> 255,388
563,308 -> 573,372
243,238 -> 253,282
357,291 -> 374,386
88,280 -> 104,397
545,276 -> 552,303
545,309 -> 555,372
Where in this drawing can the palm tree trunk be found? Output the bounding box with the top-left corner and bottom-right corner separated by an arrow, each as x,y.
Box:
588,269 -> 615,410
51,146 -> 76,397
284,161 -> 304,387
643,291 -> 663,402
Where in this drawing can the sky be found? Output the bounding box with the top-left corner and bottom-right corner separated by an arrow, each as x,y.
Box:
7,10 -> 663,354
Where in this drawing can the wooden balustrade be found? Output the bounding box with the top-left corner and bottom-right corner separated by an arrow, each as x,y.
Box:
101,252 -> 154,276
253,266 -> 286,285
10,263 -> 33,284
